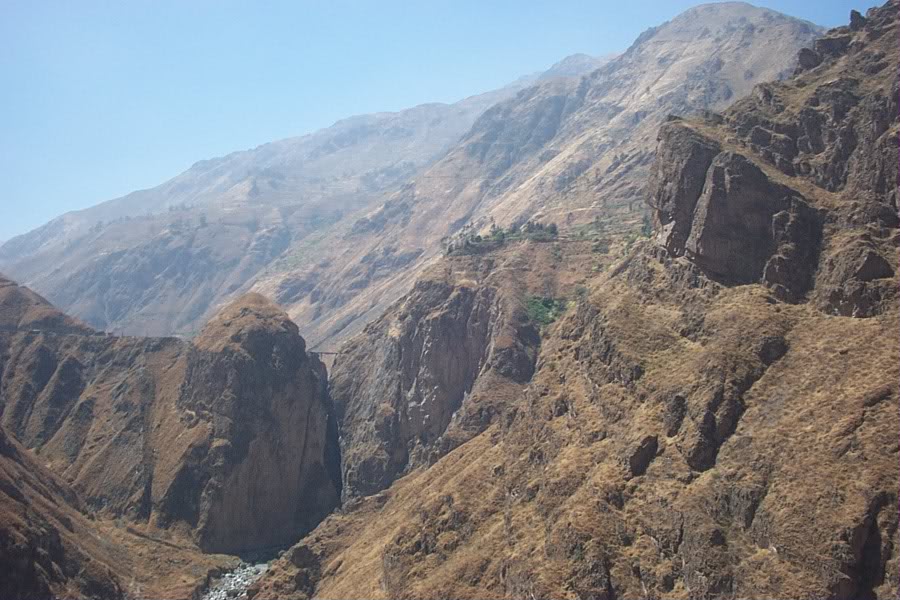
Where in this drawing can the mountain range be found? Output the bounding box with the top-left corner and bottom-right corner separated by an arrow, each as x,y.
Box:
0,3 -> 820,352
0,55 -> 609,341
0,2 -> 897,599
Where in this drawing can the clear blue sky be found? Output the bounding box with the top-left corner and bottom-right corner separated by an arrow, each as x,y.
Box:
0,0 -> 880,240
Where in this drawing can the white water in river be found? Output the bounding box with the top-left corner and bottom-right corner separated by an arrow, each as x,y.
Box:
200,562 -> 269,600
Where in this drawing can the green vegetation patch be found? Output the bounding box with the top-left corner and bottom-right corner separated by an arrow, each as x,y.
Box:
447,220 -> 559,255
525,296 -> 567,328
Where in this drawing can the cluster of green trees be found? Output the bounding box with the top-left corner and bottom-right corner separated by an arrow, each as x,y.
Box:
446,211 -> 653,257
524,295 -> 567,328
502,220 -> 558,241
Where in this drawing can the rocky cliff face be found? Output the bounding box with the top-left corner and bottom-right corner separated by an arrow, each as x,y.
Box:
651,0 -> 897,315
252,5 -> 898,599
172,294 -> 341,553
650,123 -> 822,300
331,240 -> 601,498
0,276 -> 340,555
331,275 -> 513,498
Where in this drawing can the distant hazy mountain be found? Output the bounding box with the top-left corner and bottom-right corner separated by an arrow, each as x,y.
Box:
0,56 -> 608,337
539,52 -> 617,79
2,3 -> 821,347
250,1 -> 823,347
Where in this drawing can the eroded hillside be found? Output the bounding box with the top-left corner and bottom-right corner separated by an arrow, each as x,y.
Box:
2,5 -> 820,353
0,420 -> 246,600
0,58 -> 606,340
331,234 -> 635,498
0,3 -> 895,599
252,4 -> 898,599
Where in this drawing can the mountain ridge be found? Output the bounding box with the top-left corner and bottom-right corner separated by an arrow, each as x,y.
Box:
0,3 -> 896,598
249,1 -> 823,349
0,53 -> 612,340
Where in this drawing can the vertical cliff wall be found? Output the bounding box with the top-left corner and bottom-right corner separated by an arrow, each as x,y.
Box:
0,279 -> 341,555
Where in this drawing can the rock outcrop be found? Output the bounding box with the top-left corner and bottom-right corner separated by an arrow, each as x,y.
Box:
331,277 -> 512,497
172,294 -> 341,553
0,275 -> 340,555
650,0 -> 897,313
331,239 -> 601,498
651,126 -> 821,300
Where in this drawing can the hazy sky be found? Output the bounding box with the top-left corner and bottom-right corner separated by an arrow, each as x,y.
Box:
0,0 -> 881,240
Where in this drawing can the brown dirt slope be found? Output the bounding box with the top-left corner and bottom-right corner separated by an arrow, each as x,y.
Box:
0,425 -> 125,600
0,424 -> 238,600
253,4 -> 898,599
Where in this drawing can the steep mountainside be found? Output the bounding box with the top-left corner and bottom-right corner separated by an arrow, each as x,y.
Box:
251,2 -> 822,349
253,4 -> 898,599
0,59 -> 607,339
0,275 -> 340,555
2,6 -> 818,351
0,425 -> 125,600
0,422 -> 243,600
331,236 -> 629,498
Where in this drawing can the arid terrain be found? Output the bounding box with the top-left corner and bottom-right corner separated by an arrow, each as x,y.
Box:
0,55 -> 609,341
0,2 -> 896,600
252,3 -> 899,598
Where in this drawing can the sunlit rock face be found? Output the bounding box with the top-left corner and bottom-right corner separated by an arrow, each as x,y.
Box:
0,280 -> 341,555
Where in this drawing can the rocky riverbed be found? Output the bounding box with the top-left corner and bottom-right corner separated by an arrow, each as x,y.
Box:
200,562 -> 269,600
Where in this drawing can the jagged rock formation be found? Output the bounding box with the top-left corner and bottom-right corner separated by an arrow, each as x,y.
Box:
650,124 -> 822,300
0,275 -> 340,555
252,4 -> 898,599
331,273 -> 522,498
177,294 -> 342,552
652,0 -> 898,316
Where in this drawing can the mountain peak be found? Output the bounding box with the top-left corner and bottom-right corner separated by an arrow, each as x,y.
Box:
194,292 -> 303,354
628,1 -> 823,53
539,53 -> 615,80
